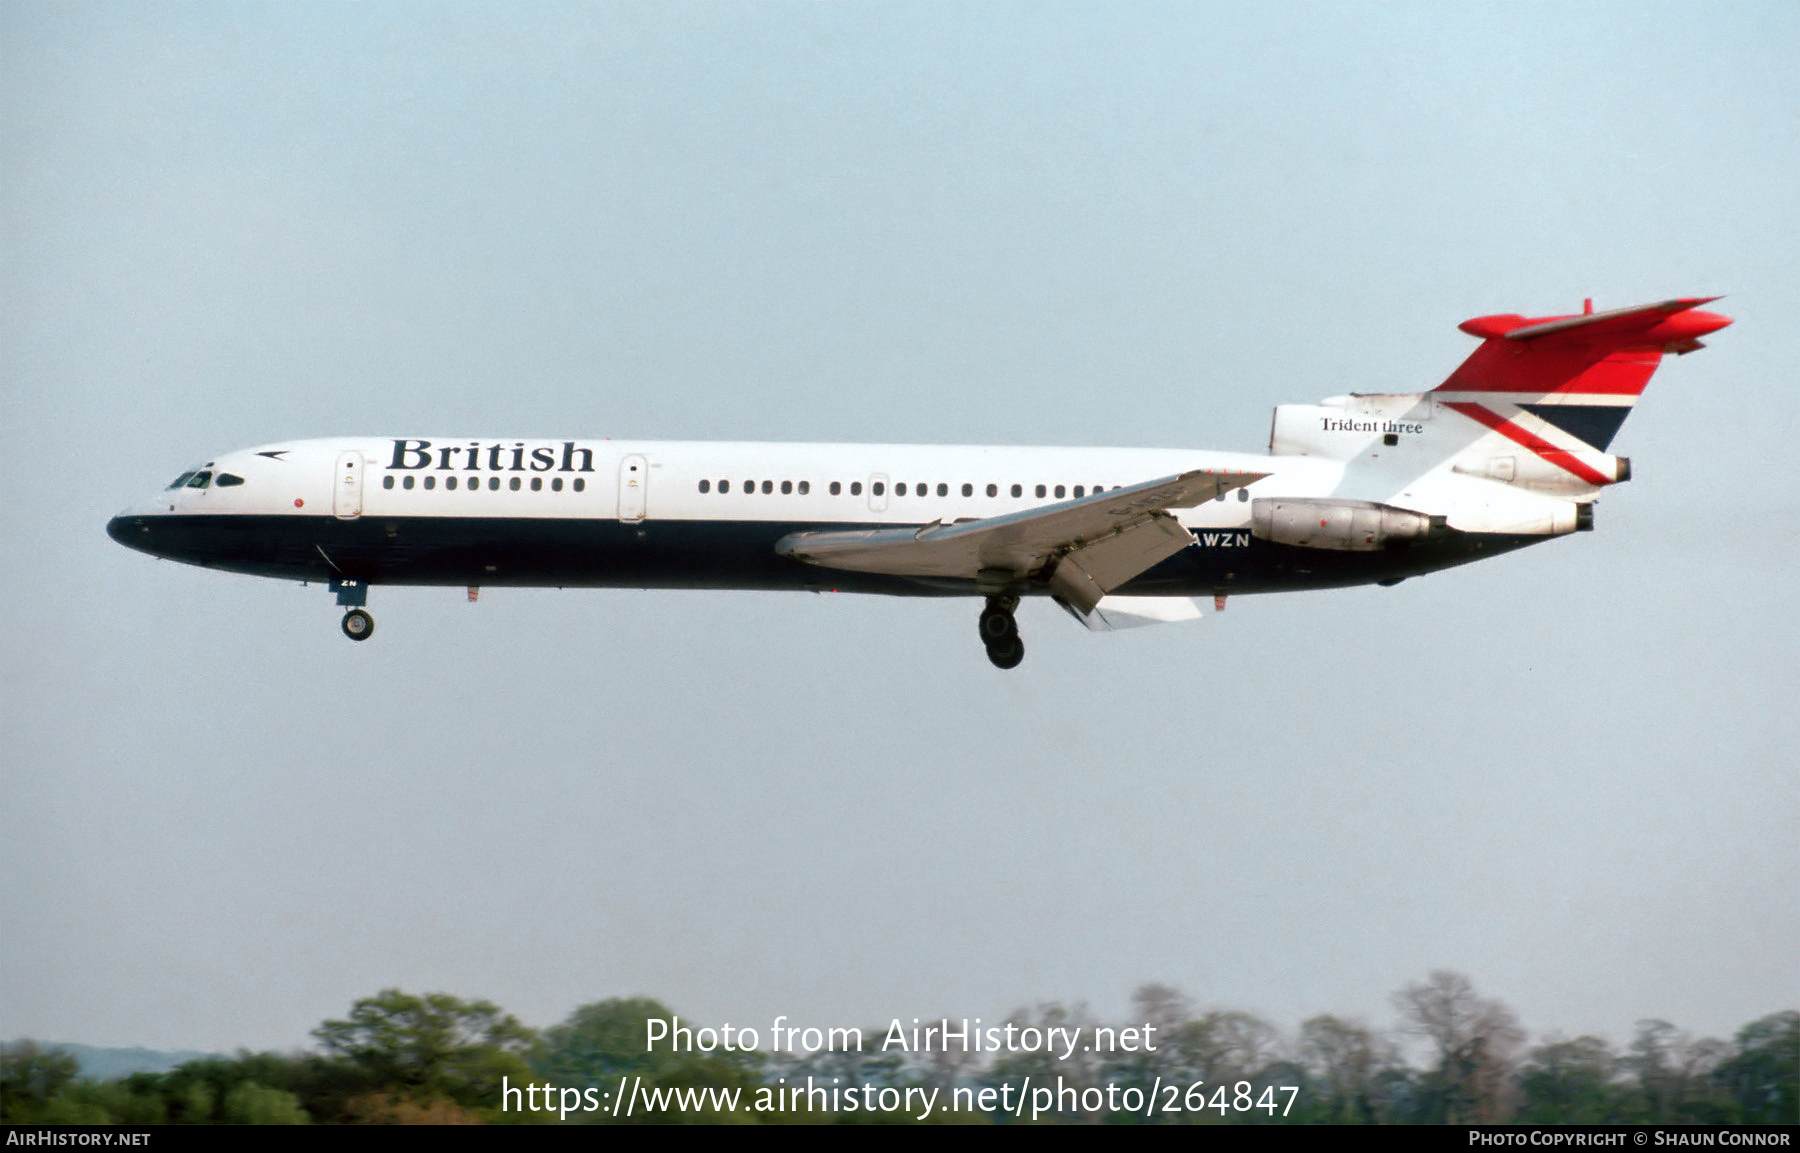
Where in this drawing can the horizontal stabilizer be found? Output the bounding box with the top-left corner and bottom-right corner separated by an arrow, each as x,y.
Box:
1457,297 -> 1729,347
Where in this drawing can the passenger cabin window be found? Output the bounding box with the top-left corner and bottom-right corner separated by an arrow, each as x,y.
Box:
383,475 -> 395,489
871,481 -> 885,496
781,480 -> 792,494
798,480 -> 810,495
551,478 -> 563,491
403,475 -> 415,490
573,478 -> 585,492
1034,484 -> 1046,498
699,479 -> 711,493
987,483 -> 997,497
447,476 -> 458,490
851,482 -> 862,496
1011,484 -> 1022,497
829,481 -> 841,495
718,480 -> 729,494
425,476 -> 436,490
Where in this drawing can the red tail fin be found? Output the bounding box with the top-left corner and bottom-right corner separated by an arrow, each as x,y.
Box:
1434,297 -> 1731,449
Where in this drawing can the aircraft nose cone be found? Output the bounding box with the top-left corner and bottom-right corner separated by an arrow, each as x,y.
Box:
107,513 -> 152,554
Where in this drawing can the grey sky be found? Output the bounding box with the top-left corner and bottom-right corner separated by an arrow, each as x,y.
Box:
3,2 -> 1795,1055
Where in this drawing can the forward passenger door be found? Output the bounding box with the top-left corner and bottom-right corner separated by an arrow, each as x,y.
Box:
619,454 -> 647,522
333,451 -> 363,519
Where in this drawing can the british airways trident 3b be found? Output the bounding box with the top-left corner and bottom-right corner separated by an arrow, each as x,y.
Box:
109,297 -> 1730,668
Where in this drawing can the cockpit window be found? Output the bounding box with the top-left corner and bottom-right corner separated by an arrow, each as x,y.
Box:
185,471 -> 213,489
215,473 -> 245,487
167,471 -> 197,490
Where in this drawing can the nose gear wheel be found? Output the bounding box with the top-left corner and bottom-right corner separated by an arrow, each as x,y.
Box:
341,608 -> 375,641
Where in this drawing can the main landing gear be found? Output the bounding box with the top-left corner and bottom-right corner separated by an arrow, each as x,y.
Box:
332,577 -> 375,642
979,595 -> 1024,670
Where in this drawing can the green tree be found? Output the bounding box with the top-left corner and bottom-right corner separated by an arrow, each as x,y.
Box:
775,1030 -> 906,1099
534,998 -> 765,1124
1624,1019 -> 1732,1123
1100,985 -> 1190,1121
1711,1012 -> 1799,1123
0,1042 -> 80,1121
1297,1015 -> 1405,1124
1104,988 -> 1287,1125
221,1080 -> 309,1124
146,1052 -> 309,1123
982,1002 -> 1103,1122
1393,971 -> 1523,1123
1159,1010 -> 1280,1088
534,997 -> 678,1087
1516,1036 -> 1621,1123
313,989 -> 536,1120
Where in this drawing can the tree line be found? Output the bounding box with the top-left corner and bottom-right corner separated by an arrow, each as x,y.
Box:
2,974 -> 1793,1124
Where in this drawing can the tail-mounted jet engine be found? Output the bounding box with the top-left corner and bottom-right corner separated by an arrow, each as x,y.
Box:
1250,498 -> 1444,551
1452,451 -> 1630,496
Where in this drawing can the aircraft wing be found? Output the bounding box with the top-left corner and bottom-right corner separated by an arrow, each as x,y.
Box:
775,468 -> 1264,614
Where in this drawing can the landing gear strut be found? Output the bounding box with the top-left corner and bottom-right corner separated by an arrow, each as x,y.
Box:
979,595 -> 1024,669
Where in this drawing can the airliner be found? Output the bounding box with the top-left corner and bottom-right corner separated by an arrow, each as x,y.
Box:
108,297 -> 1729,668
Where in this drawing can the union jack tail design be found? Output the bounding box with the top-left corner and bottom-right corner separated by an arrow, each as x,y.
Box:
1432,298 -> 1731,484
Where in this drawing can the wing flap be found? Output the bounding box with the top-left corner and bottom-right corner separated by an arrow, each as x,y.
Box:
1062,594 -> 1205,632
1045,513 -> 1194,614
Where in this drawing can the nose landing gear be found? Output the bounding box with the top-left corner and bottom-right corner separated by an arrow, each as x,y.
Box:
341,608 -> 375,641
331,577 -> 374,642
979,595 -> 1024,669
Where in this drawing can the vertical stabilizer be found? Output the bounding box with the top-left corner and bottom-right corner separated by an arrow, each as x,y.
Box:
1433,297 -> 1731,450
